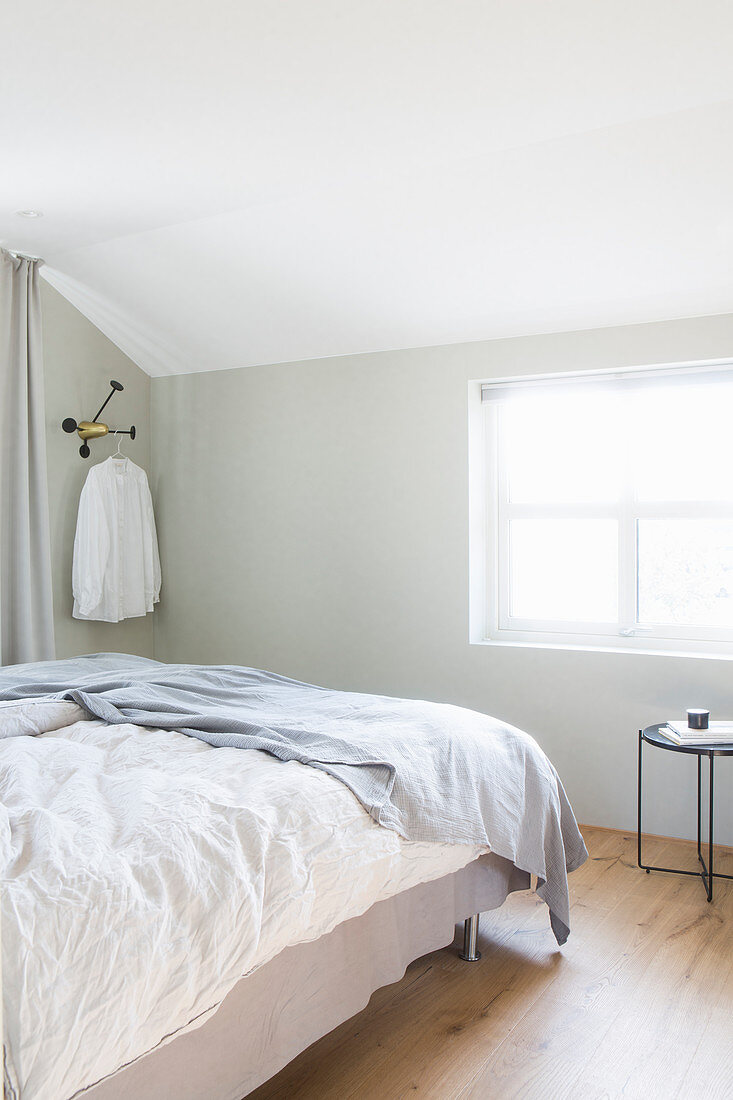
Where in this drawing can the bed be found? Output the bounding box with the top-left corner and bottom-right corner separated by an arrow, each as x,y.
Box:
0,654 -> 587,1100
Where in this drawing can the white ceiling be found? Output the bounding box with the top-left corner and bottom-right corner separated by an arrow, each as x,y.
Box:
3,1 -> 733,376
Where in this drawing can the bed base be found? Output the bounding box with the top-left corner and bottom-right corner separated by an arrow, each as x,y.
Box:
78,857 -> 526,1100
4,859 -> 526,1100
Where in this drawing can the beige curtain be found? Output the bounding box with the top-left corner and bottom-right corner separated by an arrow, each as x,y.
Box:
0,248 -> 55,665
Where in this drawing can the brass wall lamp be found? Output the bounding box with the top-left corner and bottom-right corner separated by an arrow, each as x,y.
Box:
62,379 -> 136,458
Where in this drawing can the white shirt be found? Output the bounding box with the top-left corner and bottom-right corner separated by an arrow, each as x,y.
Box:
72,457 -> 161,622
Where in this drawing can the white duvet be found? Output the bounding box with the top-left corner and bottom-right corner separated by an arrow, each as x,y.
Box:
0,702 -> 485,1100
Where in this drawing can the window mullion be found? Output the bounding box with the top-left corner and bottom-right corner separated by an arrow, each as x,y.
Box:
634,501 -> 733,519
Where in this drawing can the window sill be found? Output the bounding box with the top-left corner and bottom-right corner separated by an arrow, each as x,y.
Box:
471,636 -> 733,661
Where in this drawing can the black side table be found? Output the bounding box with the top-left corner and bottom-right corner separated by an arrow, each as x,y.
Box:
638,724 -> 733,902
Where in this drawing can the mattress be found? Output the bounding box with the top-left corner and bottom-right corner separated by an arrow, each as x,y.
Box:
0,706 -> 485,1100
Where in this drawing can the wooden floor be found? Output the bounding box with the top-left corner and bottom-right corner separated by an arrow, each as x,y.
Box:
249,826 -> 733,1100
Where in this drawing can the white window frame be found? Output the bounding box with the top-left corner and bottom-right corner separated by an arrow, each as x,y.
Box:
468,360 -> 733,659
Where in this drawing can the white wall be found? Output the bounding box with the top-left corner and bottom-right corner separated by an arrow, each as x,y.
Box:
42,281 -> 154,659
151,313 -> 733,843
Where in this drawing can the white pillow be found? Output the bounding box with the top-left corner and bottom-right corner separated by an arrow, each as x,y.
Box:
0,699 -> 89,739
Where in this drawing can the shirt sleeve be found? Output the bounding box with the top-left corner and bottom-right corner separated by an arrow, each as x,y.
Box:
142,476 -> 161,605
72,470 -> 111,619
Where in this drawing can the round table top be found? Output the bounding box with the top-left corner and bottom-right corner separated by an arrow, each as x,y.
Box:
642,723 -> 733,757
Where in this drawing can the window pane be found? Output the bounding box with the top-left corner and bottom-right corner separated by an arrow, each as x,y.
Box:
638,519 -> 733,627
632,382 -> 733,502
509,519 -> 618,622
502,393 -> 621,503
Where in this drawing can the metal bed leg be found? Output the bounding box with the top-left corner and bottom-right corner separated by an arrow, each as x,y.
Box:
459,914 -> 481,962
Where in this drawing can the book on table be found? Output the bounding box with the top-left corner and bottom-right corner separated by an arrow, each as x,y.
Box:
661,721 -> 733,745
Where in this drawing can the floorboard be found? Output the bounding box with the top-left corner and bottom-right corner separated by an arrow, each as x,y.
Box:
248,827 -> 733,1100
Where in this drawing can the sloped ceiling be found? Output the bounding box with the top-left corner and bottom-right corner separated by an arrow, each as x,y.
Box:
3,1 -> 733,376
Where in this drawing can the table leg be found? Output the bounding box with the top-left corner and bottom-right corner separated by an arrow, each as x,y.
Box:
704,756 -> 708,902
637,730 -> 647,871
697,756 -> 702,865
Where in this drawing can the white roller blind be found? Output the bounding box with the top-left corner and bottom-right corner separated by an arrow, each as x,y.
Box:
480,359 -> 733,403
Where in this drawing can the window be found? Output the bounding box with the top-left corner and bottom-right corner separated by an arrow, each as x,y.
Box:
470,362 -> 733,657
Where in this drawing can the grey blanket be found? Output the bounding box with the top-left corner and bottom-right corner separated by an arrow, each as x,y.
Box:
0,652 -> 587,943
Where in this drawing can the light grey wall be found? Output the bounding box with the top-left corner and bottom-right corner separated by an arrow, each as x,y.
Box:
41,280 -> 154,659
151,313 -> 733,843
